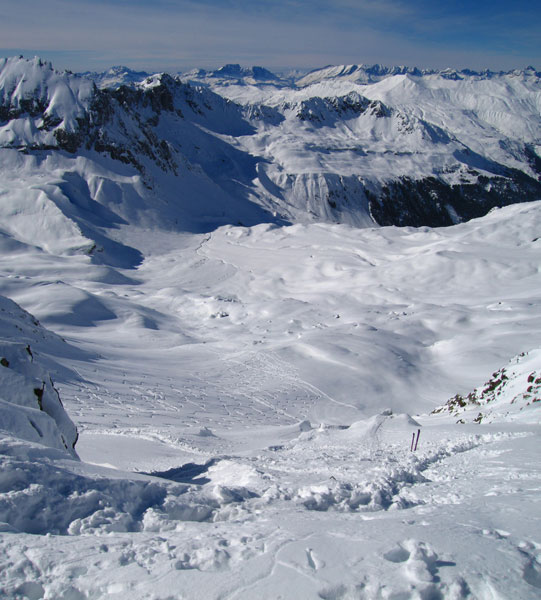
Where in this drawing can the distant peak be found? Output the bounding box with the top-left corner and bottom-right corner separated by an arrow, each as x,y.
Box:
108,65 -> 132,73
208,64 -> 280,81
215,64 -> 243,76
251,66 -> 279,80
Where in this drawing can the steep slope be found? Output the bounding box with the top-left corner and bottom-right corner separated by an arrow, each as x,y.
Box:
433,350 -> 541,424
0,294 -> 79,455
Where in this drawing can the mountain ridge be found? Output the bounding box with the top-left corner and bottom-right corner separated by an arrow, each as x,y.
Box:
296,63 -> 541,86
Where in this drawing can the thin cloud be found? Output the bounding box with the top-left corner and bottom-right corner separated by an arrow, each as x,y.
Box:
1,0 -> 539,72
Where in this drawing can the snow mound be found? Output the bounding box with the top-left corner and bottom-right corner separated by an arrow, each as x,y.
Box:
432,349 -> 541,423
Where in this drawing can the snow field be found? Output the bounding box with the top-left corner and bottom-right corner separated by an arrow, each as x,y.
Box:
1,417 -> 540,598
0,142 -> 540,596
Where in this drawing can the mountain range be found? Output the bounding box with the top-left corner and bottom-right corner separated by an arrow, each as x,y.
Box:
1,55 -> 539,259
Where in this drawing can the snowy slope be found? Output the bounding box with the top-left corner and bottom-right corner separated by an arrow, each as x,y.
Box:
433,349 -> 541,424
1,251 -> 540,597
0,294 -> 78,455
0,193 -> 540,599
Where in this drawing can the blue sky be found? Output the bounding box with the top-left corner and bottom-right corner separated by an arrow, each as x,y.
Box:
1,0 -> 539,73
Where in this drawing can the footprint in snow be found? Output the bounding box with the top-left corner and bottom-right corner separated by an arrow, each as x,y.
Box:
383,545 -> 411,563
306,547 -> 324,571
382,539 -> 467,597
518,542 -> 541,589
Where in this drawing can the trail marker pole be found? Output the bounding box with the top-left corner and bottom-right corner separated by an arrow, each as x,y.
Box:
414,428 -> 420,451
411,432 -> 415,451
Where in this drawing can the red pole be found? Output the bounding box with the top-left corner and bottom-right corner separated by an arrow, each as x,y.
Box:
414,429 -> 420,451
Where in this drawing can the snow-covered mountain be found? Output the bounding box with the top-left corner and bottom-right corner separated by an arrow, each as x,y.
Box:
182,63 -> 286,86
1,55 -> 540,255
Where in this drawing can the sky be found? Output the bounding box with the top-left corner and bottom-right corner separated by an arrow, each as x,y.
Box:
1,0 -> 540,74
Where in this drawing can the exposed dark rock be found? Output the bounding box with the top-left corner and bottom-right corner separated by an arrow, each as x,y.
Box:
368,172 -> 541,227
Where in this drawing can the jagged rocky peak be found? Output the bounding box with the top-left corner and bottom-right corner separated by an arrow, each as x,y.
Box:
0,57 -> 241,163
0,55 -> 93,128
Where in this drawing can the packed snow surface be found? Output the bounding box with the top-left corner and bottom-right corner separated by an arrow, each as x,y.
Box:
0,179 -> 540,597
